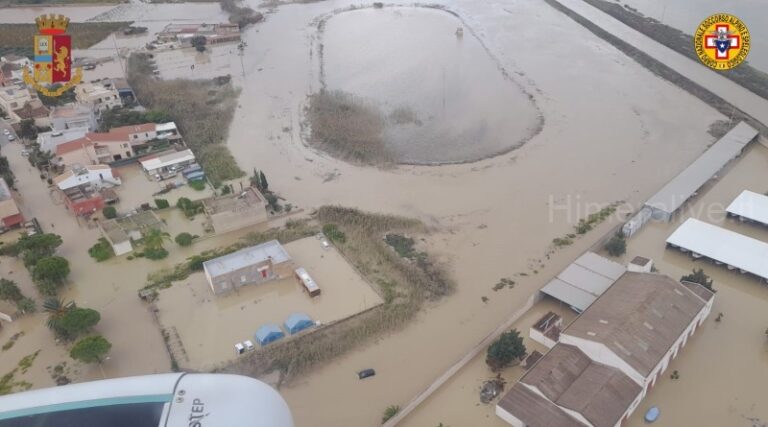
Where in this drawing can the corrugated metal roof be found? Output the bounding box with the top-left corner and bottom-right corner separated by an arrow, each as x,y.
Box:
140,149 -> 195,171
501,343 -> 640,427
726,190 -> 768,226
498,383 -> 586,427
541,279 -> 596,312
540,252 -> 627,311
645,122 -> 757,216
203,240 -> 291,278
565,272 -> 709,376
574,252 -> 626,280
666,218 -> 768,280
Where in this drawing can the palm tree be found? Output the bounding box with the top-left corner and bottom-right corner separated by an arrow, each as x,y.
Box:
43,297 -> 75,331
142,228 -> 170,251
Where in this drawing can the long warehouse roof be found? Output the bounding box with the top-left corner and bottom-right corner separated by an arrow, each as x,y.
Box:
645,122 -> 758,215
727,190 -> 768,226
666,218 -> 768,280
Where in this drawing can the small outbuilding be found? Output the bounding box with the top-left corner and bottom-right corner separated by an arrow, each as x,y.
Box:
284,313 -> 314,335
255,324 -> 285,346
295,267 -> 320,297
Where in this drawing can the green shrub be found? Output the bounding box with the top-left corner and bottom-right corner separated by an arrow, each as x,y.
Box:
102,206 -> 117,219
486,329 -> 526,372
605,234 -> 627,257
175,233 -> 194,247
189,180 -> 206,191
322,224 -> 346,243
88,238 -> 114,262
382,405 -> 400,423
144,247 -> 169,260
154,198 -> 170,209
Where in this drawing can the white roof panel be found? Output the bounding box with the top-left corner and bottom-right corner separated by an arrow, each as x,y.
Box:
204,240 -> 291,278
140,149 -> 195,171
726,190 -> 768,226
558,264 -> 615,296
666,218 -> 768,280
574,251 -> 627,280
541,278 -> 596,312
646,122 -> 758,215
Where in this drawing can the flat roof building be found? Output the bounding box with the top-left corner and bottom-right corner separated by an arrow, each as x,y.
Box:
100,211 -> 164,256
726,190 -> 768,227
497,272 -> 714,427
644,122 -> 758,221
666,218 -> 768,281
0,179 -> 23,229
201,187 -> 268,234
203,240 -> 293,295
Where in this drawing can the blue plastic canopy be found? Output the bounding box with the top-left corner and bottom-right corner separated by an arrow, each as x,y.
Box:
255,324 -> 285,346
284,313 -> 314,335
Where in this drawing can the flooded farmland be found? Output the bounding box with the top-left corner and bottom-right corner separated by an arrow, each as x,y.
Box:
319,6 -> 541,164
2,0 -> 767,425
155,236 -> 383,370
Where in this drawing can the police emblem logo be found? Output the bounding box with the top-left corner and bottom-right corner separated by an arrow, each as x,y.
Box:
22,14 -> 83,97
694,13 -> 750,70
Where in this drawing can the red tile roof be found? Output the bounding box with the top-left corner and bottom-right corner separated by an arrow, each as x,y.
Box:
56,137 -> 93,155
55,123 -> 156,155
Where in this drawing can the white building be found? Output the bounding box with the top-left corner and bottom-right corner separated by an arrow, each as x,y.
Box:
140,148 -> 195,176
0,85 -> 33,118
52,164 -> 121,191
497,272 -> 714,427
50,104 -> 98,131
74,83 -> 122,113
37,127 -> 89,154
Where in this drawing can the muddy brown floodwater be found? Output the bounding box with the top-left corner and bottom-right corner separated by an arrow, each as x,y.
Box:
320,6 -> 541,164
1,0 -> 766,426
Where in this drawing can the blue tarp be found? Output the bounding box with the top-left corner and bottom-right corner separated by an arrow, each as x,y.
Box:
182,164 -> 202,175
284,312 -> 314,335
255,324 -> 284,346
185,171 -> 205,181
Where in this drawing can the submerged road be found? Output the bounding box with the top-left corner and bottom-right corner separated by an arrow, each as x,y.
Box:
553,0 -> 768,128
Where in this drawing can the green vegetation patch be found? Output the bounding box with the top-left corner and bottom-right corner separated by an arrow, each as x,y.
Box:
127,53 -> 244,186
307,90 -> 393,165
0,22 -> 131,59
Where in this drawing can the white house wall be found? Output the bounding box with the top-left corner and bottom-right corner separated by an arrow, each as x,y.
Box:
495,406 -> 525,427
529,328 -> 557,349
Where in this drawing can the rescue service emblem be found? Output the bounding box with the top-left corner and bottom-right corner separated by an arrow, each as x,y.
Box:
22,14 -> 83,97
694,13 -> 750,70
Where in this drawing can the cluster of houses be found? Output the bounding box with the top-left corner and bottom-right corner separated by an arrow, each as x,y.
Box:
0,53 -> 207,222
152,23 -> 241,50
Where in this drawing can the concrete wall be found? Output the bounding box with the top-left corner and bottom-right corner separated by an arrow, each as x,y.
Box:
210,206 -> 268,234
495,406 -> 525,427
207,259 -> 294,295
529,327 -> 557,349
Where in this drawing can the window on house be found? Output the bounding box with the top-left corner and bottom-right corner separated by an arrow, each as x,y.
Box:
241,275 -> 247,283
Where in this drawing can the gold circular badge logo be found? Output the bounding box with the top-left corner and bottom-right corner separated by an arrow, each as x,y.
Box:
694,13 -> 750,70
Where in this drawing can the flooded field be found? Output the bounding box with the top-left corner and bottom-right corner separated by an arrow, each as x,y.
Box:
155,236 -> 383,370
319,6 -> 541,164
2,0 -> 767,426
